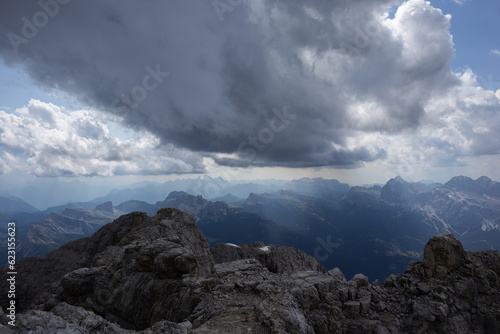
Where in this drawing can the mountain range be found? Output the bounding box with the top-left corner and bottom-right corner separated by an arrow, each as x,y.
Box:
14,202 -> 124,259
1,175 -> 499,282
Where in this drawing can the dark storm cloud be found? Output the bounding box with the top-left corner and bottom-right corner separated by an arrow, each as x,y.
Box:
0,0 -> 498,173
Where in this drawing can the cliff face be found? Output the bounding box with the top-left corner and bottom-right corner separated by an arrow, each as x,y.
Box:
1,209 -> 499,333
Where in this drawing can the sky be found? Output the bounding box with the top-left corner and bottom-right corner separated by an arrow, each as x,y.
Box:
0,0 -> 500,198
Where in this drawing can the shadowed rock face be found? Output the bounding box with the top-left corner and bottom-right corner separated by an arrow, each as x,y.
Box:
424,233 -> 468,278
1,208 -> 214,330
211,241 -> 326,274
1,209 -> 500,333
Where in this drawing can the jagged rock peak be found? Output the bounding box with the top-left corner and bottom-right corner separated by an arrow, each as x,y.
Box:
118,207 -> 215,278
0,208 -> 215,328
381,176 -> 436,204
423,233 -> 468,278
380,176 -> 412,203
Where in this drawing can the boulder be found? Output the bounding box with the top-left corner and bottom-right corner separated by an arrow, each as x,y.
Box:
352,273 -> 369,287
423,233 -> 467,278
328,267 -> 347,283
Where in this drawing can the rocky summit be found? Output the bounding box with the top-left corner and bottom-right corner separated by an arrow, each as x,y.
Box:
1,209 -> 500,333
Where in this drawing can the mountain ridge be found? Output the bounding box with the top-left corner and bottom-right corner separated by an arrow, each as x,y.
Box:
3,175 -> 500,282
15,202 -> 124,259
0,196 -> 39,213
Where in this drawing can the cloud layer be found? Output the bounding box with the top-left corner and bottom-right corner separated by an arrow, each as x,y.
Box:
0,0 -> 499,176
0,100 -> 204,176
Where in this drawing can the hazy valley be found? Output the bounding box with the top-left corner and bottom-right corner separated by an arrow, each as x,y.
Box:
1,175 -> 499,282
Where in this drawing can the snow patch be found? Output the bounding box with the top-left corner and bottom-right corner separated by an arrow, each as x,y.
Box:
225,243 -> 239,248
259,246 -> 270,252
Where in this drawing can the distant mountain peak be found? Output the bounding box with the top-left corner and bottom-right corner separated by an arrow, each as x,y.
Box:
391,176 -> 408,183
445,175 -> 473,188
297,177 -> 325,181
211,193 -> 244,203
444,175 -> 499,197
165,191 -> 190,200
381,177 -> 418,204
476,176 -> 493,183
280,177 -> 349,200
94,201 -> 115,215
0,196 -> 39,213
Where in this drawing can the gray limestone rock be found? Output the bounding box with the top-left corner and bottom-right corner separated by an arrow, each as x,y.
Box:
211,242 -> 325,274
351,273 -> 370,287
328,267 -> 347,283
14,302 -> 187,334
344,301 -> 360,318
423,233 -> 467,278
1,210 -> 500,334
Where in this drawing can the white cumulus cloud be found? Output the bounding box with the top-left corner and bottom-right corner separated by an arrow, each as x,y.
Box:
0,100 -> 205,177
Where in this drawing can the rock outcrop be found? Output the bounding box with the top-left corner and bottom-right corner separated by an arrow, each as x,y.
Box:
341,234 -> 500,333
211,241 -> 326,274
1,208 -> 214,330
1,210 -> 499,333
423,233 -> 468,278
